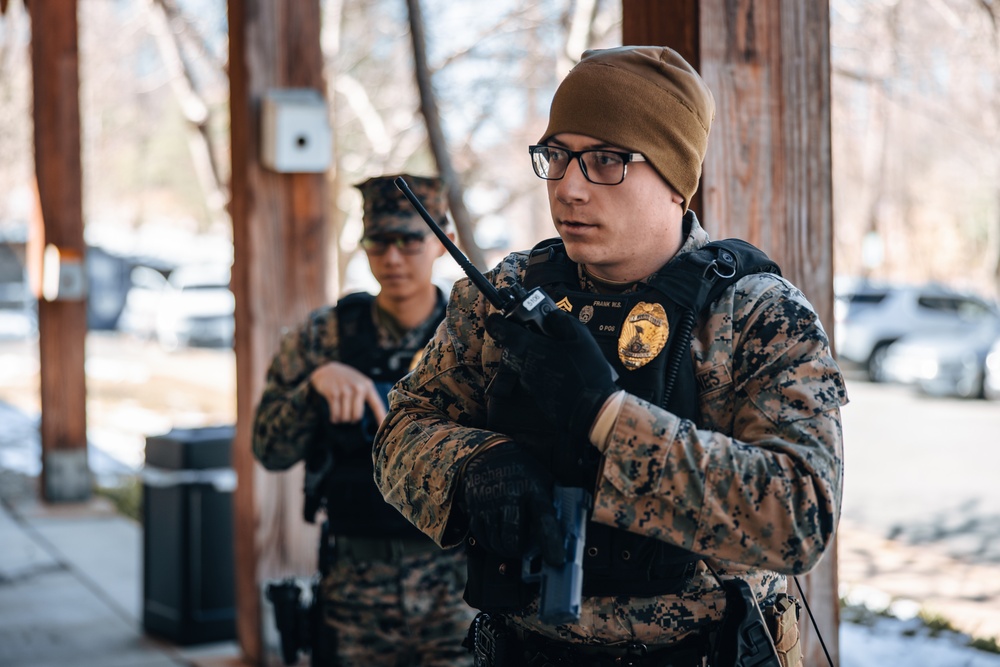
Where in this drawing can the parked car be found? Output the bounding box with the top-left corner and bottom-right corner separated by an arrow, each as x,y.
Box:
155,263 -> 234,349
881,320 -> 1000,399
0,222 -> 37,340
118,263 -> 234,349
984,337 -> 1000,400
117,265 -> 171,341
835,279 -> 1000,382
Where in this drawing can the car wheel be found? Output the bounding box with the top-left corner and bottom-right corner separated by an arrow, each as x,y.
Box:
982,363 -> 998,401
955,359 -> 982,399
867,342 -> 893,383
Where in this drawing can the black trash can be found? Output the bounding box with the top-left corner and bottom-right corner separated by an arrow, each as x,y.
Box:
142,425 -> 237,645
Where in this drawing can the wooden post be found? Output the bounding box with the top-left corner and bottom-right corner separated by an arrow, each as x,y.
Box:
228,1 -> 329,663
623,1 -> 839,664
28,0 -> 90,503
621,0 -> 702,217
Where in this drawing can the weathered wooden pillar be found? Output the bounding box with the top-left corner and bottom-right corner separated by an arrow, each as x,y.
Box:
623,1 -> 839,664
622,0 -> 702,217
28,0 -> 90,502
228,1 -> 329,663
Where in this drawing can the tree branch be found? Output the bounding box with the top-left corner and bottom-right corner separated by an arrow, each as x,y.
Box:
404,0 -> 487,269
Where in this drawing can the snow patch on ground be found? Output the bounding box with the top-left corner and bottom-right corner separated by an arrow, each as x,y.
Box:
841,616 -> 1000,667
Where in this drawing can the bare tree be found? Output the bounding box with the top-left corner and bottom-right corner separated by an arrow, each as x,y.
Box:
974,0 -> 1000,293
0,1 -> 33,223
832,0 -> 1000,298
404,0 -> 486,268
145,0 -> 229,229
318,0 -> 622,287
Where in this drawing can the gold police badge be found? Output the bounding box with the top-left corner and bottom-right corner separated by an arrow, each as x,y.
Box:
618,302 -> 669,370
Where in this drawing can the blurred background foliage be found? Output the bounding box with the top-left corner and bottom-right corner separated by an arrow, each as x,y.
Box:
0,0 -> 998,297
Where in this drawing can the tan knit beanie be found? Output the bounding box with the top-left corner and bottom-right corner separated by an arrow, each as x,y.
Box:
539,45 -> 715,211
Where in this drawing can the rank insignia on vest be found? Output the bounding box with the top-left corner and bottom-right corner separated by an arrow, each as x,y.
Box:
555,296 -> 573,312
618,301 -> 669,370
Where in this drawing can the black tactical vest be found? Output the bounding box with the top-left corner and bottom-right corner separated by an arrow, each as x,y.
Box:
465,225 -> 781,611
320,291 -> 445,538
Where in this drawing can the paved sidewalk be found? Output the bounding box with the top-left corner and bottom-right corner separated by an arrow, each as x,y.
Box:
0,470 -> 243,667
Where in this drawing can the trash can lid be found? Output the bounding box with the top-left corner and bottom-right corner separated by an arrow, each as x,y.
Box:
145,425 -> 235,470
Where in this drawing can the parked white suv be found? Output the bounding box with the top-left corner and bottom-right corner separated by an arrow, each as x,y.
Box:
156,264 -> 234,350
984,338 -> 1000,400
834,279 -> 1000,382
119,263 -> 234,349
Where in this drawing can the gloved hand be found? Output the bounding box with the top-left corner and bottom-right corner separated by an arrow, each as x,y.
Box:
486,308 -> 618,441
461,442 -> 566,567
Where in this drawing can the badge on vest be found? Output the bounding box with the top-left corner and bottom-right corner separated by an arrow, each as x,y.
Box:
618,302 -> 669,370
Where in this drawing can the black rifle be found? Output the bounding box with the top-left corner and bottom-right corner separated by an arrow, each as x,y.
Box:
394,176 -> 591,625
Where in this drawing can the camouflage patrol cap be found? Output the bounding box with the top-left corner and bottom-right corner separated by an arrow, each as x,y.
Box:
355,174 -> 448,237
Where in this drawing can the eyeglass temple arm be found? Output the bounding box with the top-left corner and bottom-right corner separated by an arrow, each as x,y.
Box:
393,177 -> 515,312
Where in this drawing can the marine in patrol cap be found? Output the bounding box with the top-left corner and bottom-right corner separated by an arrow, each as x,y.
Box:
355,174 -> 448,237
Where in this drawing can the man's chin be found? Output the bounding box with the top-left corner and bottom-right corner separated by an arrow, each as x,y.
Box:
377,283 -> 418,300
559,238 -> 598,265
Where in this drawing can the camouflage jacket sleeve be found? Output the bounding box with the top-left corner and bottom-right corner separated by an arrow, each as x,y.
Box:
593,273 -> 847,574
373,259 -> 529,547
252,306 -> 340,470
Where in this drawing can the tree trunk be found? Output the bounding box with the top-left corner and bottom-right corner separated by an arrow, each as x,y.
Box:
404,0 -> 487,269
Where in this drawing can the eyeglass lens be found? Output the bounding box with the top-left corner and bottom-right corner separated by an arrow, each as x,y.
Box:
531,147 -> 629,185
362,234 -> 426,255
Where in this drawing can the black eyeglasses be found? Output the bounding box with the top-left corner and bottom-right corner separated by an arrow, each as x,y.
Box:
360,233 -> 428,255
528,145 -> 647,185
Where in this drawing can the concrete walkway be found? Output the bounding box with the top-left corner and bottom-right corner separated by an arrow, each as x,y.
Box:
0,470 -> 242,667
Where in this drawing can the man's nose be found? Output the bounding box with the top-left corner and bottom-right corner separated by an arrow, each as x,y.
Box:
382,243 -> 406,261
554,156 -> 590,201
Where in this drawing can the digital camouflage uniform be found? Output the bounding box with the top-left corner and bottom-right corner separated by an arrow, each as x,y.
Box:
253,175 -> 475,667
372,216 -> 847,649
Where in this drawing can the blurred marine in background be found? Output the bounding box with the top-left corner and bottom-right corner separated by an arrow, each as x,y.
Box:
373,47 -> 847,667
252,174 -> 474,667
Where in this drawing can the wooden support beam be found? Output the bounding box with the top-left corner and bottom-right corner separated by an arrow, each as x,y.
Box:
621,0 -> 702,217
228,1 -> 329,663
28,0 -> 89,502
624,1 -> 839,664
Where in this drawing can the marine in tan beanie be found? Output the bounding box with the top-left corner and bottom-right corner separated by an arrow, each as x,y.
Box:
371,44 -> 841,667
539,45 -> 715,211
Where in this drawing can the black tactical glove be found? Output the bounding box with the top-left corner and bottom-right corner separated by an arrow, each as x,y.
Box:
486,309 -> 618,441
461,441 -> 566,567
